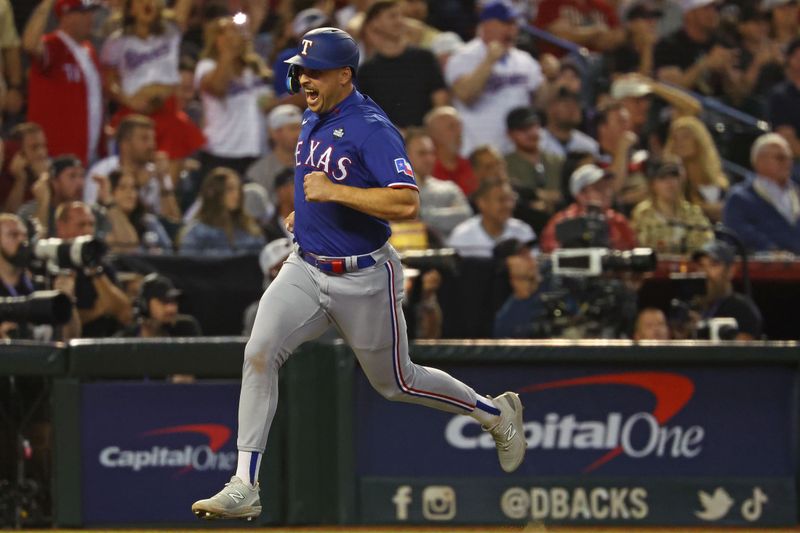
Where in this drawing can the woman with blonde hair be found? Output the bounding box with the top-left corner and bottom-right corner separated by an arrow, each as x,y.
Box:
178,167 -> 265,255
195,14 -> 274,176
663,116 -> 729,222
101,0 -> 205,173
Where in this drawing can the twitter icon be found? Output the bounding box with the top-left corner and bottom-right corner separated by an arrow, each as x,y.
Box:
695,487 -> 735,521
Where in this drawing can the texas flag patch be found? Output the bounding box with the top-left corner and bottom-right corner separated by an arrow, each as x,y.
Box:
394,157 -> 415,178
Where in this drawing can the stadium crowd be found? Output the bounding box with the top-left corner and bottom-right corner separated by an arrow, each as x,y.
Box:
1,0 -> 799,343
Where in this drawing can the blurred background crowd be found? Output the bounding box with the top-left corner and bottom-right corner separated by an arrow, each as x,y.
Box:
0,0 -> 798,344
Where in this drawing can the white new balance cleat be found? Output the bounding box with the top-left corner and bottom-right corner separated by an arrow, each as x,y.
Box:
191,476 -> 261,520
484,392 -> 526,473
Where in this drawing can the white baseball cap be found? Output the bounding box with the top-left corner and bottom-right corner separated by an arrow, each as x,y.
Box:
762,0 -> 797,9
268,104 -> 303,130
680,0 -> 718,14
570,164 -> 612,197
259,238 -> 293,275
430,32 -> 465,57
611,77 -> 652,99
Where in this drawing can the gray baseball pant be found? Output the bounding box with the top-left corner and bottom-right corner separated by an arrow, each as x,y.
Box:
237,245 -> 479,452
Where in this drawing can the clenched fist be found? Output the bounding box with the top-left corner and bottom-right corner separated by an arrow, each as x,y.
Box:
303,171 -> 335,202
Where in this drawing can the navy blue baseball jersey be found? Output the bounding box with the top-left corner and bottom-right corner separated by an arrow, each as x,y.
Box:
293,89 -> 418,257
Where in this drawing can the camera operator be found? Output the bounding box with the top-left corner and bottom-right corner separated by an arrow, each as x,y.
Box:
540,164 -> 638,252
492,238 -> 548,338
0,213 -> 80,340
55,201 -> 132,337
116,273 -> 201,338
692,240 -> 762,341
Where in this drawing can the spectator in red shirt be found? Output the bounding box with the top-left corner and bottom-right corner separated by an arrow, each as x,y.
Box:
540,163 -> 638,252
534,0 -> 626,57
22,0 -> 103,165
424,106 -> 478,196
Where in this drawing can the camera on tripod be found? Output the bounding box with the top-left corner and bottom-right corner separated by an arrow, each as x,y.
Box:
551,210 -> 657,277
399,248 -> 460,275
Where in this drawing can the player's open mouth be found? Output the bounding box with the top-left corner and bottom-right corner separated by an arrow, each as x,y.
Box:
304,87 -> 320,105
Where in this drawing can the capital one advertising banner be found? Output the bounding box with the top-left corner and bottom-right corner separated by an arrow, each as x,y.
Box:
80,381 -> 239,524
355,365 -> 798,526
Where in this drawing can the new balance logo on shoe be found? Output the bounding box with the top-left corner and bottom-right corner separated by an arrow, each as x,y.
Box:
228,490 -> 245,503
504,425 -> 517,442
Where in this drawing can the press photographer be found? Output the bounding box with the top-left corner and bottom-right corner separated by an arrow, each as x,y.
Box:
689,240 -> 762,341
0,213 -> 80,340
52,202 -> 133,337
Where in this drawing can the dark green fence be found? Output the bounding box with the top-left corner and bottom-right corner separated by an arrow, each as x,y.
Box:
1,339 -> 799,527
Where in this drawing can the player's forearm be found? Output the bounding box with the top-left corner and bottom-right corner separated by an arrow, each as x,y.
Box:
328,186 -> 419,221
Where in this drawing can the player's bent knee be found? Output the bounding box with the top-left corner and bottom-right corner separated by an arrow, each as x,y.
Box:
243,337 -> 282,373
375,384 -> 406,402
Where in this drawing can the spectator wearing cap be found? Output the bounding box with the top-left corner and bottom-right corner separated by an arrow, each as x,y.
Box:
763,0 -> 800,47
533,0 -> 626,58
18,154 -> 86,235
603,0 -> 662,77
540,164 -> 637,252
272,8 -> 330,99
178,167 -> 265,255
424,106 -> 479,196
358,0 -> 449,129
263,168 -> 294,242
445,1 -> 545,156
447,177 -> 536,258
504,107 -> 563,232
85,115 -> 180,222
195,14 -> 274,178
768,39 -> 800,162
1,123 -> 50,214
539,87 -> 599,159
609,73 -> 701,139
405,128 -> 472,239
631,157 -> 713,254
242,238 -> 293,335
692,240 -> 762,340
55,201 -> 133,337
654,0 -> 740,99
505,105 -> 563,201
22,0 -> 103,166
595,100 -> 645,209
723,133 -> 800,254
246,104 -> 303,196
0,0 -> 22,121
117,273 -> 202,338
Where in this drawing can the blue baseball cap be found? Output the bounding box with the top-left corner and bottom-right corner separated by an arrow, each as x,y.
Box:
692,240 -> 735,266
479,1 -> 519,23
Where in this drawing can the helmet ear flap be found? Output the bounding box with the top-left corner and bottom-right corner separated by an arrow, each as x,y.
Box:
286,64 -> 302,95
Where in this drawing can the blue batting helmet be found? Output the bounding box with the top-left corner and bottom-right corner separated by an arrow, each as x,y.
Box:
284,27 -> 360,94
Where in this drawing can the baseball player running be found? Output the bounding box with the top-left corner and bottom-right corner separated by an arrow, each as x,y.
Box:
192,27 -> 526,520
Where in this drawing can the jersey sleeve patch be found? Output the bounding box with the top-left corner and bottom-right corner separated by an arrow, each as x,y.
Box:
394,157 -> 415,178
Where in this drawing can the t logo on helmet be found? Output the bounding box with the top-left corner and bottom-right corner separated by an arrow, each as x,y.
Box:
301,39 -> 314,56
